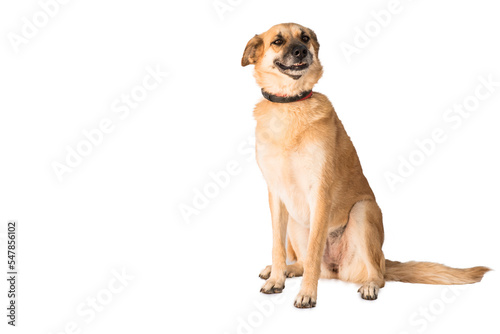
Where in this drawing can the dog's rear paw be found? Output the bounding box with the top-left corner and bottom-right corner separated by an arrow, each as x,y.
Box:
358,282 -> 379,300
260,278 -> 285,294
259,263 -> 303,280
259,266 -> 272,280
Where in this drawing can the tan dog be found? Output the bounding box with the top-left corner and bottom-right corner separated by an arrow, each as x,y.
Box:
241,23 -> 490,308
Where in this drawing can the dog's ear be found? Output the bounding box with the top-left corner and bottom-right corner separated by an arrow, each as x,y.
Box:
241,35 -> 264,67
308,28 -> 320,55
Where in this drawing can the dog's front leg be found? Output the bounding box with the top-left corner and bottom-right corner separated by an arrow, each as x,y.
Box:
294,195 -> 330,308
260,190 -> 289,294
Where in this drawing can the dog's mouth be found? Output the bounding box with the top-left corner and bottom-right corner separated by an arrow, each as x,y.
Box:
275,61 -> 309,72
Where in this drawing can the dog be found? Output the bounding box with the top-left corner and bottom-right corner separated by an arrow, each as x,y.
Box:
241,23 -> 490,308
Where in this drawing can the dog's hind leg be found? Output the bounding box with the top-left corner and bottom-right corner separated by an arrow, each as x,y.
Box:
338,200 -> 386,300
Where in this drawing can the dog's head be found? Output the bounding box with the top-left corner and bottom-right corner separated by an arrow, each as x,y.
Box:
241,23 -> 323,96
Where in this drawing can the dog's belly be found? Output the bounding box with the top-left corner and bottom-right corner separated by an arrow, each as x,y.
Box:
323,225 -> 347,273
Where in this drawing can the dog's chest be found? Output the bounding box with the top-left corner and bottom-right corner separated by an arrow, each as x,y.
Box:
255,125 -> 325,226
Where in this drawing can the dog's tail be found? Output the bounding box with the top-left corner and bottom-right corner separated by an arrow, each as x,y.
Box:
384,259 -> 491,285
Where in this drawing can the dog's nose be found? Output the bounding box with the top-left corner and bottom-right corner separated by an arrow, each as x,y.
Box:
292,44 -> 308,60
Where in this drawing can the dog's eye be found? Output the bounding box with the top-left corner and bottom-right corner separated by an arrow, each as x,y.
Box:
302,35 -> 310,43
272,39 -> 283,46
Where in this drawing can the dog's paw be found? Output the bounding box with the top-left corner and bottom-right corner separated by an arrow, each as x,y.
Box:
259,264 -> 302,280
294,290 -> 317,308
259,266 -> 272,280
260,278 -> 285,294
358,282 -> 379,300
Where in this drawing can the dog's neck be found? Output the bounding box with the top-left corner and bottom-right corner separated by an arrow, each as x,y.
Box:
261,89 -> 313,103
253,63 -> 323,99
254,72 -> 315,97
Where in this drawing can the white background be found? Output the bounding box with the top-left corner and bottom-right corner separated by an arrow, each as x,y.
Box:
1,0 -> 499,333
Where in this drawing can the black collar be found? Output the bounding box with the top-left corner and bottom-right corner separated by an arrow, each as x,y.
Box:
261,89 -> 313,103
